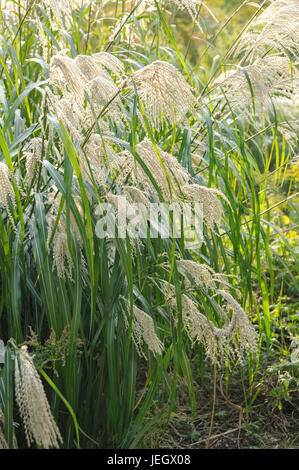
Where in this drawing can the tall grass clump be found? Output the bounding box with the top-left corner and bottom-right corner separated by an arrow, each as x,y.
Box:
0,0 -> 298,449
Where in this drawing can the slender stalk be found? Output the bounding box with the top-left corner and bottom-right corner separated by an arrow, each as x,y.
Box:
206,363 -> 217,449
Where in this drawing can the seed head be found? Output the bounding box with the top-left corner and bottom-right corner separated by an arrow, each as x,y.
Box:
215,56 -> 298,112
127,139 -> 190,201
0,162 -> 16,226
24,138 -> 44,186
123,304 -> 164,358
182,184 -> 228,230
235,0 -> 299,61
216,290 -> 258,357
15,346 -> 63,449
130,61 -> 196,127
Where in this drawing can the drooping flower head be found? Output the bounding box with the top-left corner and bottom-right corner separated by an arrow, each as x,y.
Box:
14,346 -> 63,448
130,60 -> 196,127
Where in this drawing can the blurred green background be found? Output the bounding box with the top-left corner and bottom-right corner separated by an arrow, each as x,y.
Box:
172,0 -> 262,65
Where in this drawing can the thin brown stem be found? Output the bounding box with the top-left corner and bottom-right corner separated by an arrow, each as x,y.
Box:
206,363 -> 217,449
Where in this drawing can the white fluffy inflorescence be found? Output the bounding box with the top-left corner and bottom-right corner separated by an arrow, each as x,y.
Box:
50,52 -> 124,100
163,278 -> 258,365
104,139 -> 190,200
14,346 -> 63,449
235,0 -> 299,61
24,138 -> 44,186
41,0 -> 81,28
103,139 -> 228,234
0,162 -> 16,225
123,305 -> 164,358
46,188 -> 85,281
134,139 -> 190,199
110,1 -> 216,44
0,1 -> 18,15
163,282 -> 226,364
48,52 -> 125,142
182,183 -> 229,230
216,290 -> 258,358
213,0 -> 299,114
130,60 -> 196,127
80,133 -> 119,188
215,56 -> 298,112
178,259 -> 233,290
1,0 -> 80,26
46,190 -> 74,281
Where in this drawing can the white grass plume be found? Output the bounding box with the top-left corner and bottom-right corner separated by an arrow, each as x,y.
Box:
15,346 -> 63,449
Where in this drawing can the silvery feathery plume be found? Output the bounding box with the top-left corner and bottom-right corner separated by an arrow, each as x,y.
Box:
80,133 -> 116,188
216,290 -> 258,358
177,259 -> 235,291
111,141 -> 229,226
0,0 -> 19,18
46,87 -> 84,143
24,138 -> 44,186
109,140 -> 190,200
108,12 -> 135,44
123,186 -> 151,208
87,74 -> 126,127
35,17 -> 50,63
130,60 -> 196,127
277,121 -> 299,152
133,139 -> 190,200
178,259 -> 217,289
50,54 -> 88,105
42,0 -> 80,28
163,281 -> 257,364
123,304 -> 164,358
15,346 -> 63,449
5,1 -> 77,28
46,188 -> 85,281
48,52 -> 125,139
172,0 -> 218,23
215,56 -> 298,112
105,149 -> 137,188
50,53 -> 124,103
46,191 -> 74,281
182,183 -> 229,230
44,0 -> 110,28
163,282 -> 225,364
0,0 -> 31,23
235,0 -> 299,62
88,52 -> 125,78
179,293 -> 226,363
0,161 -> 16,226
